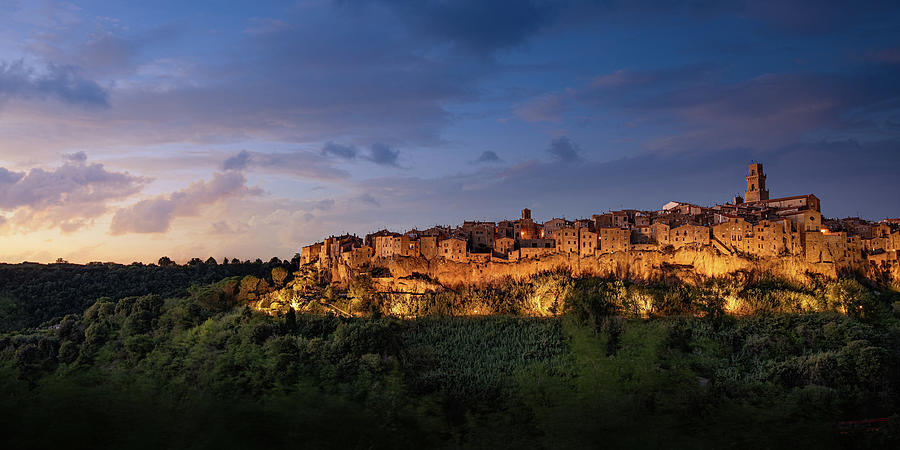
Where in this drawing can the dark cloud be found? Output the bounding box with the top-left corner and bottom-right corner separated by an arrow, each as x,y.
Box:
578,63 -> 900,152
474,150 -> 501,164
365,0 -> 556,55
322,142 -> 358,160
312,199 -> 336,211
64,151 -> 88,163
221,150 -> 349,179
865,47 -> 900,64
222,150 -> 252,171
738,0 -> 897,35
545,1 -> 899,36
547,137 -> 583,163
0,167 -> 24,185
0,60 -> 109,108
110,172 -> 261,235
0,154 -> 146,232
355,193 -> 380,206
368,142 -> 400,167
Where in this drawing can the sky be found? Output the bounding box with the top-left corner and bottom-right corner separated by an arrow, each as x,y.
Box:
1,0 -> 899,264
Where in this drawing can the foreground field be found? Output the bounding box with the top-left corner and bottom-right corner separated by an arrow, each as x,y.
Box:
2,277 -> 899,448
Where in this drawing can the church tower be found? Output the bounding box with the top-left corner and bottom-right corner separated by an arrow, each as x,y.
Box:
744,162 -> 769,202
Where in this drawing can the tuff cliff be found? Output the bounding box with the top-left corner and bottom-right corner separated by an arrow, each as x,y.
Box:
331,244 -> 867,291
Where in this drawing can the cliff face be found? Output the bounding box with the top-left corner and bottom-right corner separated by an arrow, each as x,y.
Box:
331,245 -> 858,290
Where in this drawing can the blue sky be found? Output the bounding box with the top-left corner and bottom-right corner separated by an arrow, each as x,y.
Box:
1,0 -> 899,263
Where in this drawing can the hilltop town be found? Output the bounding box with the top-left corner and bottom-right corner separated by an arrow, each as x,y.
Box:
300,163 -> 900,287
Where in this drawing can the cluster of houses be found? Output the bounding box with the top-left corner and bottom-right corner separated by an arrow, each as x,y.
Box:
301,163 -> 900,273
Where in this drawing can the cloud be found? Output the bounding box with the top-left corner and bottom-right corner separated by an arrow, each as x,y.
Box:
865,47 -> 900,64
514,93 -> 565,122
244,17 -> 294,36
222,150 -> 252,171
321,142 -> 358,160
364,0 -> 556,55
547,137 -> 583,163
0,3 -> 480,157
221,150 -> 349,179
110,172 -> 261,235
64,151 -> 88,163
577,63 -> 900,152
368,142 -> 400,167
473,150 -> 501,164
355,138 -> 900,228
355,193 -> 380,206
0,60 -> 109,108
0,154 -> 146,232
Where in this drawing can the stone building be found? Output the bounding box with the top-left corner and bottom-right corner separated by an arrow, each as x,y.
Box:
579,228 -> 598,256
744,162 -> 769,202
543,218 -> 570,238
440,236 -> 468,262
650,222 -> 671,246
713,216 -> 752,253
297,162 -> 894,287
461,221 -> 496,251
631,226 -> 653,244
670,224 -> 710,248
599,228 -> 630,253
365,229 -> 399,249
419,236 -> 439,260
494,236 -> 516,257
301,242 -> 323,264
555,226 -> 579,254
374,235 -> 398,258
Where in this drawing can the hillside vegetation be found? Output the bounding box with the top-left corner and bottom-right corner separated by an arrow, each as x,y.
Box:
1,266 -> 899,448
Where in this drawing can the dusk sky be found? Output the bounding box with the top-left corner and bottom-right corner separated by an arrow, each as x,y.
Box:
1,0 -> 899,264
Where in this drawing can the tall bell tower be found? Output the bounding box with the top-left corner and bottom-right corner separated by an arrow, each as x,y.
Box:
744,162 -> 769,203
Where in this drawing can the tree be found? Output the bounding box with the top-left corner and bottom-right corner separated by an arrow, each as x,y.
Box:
272,267 -> 289,287
187,258 -> 204,266
205,257 -> 218,265
349,275 -> 379,315
826,279 -> 880,320
158,256 -> 174,267
284,307 -> 297,333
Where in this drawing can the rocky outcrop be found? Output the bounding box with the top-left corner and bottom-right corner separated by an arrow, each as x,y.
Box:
331,245 -> 858,290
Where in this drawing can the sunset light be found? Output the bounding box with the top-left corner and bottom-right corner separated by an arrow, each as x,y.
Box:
1,1 -> 899,448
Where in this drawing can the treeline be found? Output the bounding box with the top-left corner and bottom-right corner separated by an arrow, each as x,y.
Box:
0,257 -> 296,332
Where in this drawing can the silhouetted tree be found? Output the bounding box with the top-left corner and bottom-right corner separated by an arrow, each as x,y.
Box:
284,307 -> 297,333
158,256 -> 174,267
205,257 -> 218,265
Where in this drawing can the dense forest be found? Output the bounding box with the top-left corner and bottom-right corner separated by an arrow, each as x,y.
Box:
1,264 -> 899,449
0,257 -> 295,332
